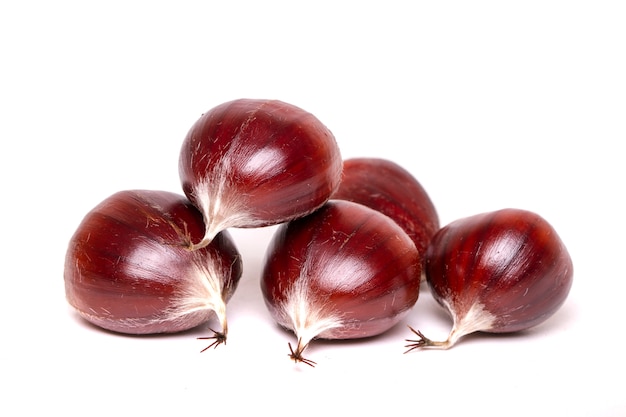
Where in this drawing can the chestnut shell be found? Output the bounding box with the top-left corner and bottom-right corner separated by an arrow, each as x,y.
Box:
425,208 -> 573,333
64,190 -> 243,335
261,199 -> 422,341
332,157 -> 439,257
178,98 -> 343,247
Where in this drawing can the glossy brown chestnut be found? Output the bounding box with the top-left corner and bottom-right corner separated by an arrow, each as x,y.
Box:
405,208 -> 573,351
332,157 -> 440,257
179,98 -> 343,249
261,199 -> 421,366
64,190 -> 243,345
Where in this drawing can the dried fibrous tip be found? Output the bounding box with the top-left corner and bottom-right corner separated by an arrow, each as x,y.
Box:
288,340 -> 317,367
198,328 -> 227,352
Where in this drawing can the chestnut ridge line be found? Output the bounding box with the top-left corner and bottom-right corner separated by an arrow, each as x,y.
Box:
63,98 -> 573,367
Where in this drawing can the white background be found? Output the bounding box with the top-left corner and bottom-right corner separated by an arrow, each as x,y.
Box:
2,1 -> 625,416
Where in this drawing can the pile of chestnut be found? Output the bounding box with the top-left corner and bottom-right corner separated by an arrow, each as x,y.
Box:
64,98 -> 573,366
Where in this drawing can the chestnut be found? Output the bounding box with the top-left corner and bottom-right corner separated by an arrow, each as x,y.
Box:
178,98 -> 343,249
332,157 -> 440,258
64,190 -> 242,346
261,199 -> 422,366
405,208 -> 573,351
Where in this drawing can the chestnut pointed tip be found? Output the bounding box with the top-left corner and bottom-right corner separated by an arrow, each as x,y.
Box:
187,238 -> 212,251
403,325 -> 456,352
288,341 -> 316,367
197,327 -> 227,352
403,326 -> 428,353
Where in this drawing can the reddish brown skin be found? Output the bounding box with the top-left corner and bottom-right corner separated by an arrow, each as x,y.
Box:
261,200 -> 422,339
332,157 -> 439,257
64,190 -> 243,334
424,208 -> 573,333
179,98 -> 343,227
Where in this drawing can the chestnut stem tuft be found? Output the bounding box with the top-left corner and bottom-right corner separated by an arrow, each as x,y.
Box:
404,325 -> 453,353
198,327 -> 227,352
288,340 -> 316,367
186,231 -> 215,251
